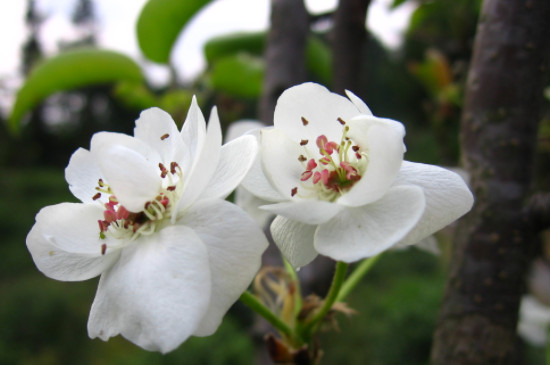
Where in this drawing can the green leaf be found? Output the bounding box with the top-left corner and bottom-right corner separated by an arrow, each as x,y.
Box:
305,36 -> 332,85
204,32 -> 265,64
391,0 -> 408,8
209,54 -> 264,99
137,0 -> 213,64
9,48 -> 143,133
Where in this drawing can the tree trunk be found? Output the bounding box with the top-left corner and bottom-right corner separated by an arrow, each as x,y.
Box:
431,0 -> 550,364
331,0 -> 371,95
258,0 -> 308,124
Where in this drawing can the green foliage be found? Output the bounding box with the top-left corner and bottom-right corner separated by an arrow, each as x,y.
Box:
209,54 -> 264,99
136,0 -> 213,64
320,250 -> 445,365
204,32 -> 265,64
9,48 -> 143,134
305,35 -> 332,85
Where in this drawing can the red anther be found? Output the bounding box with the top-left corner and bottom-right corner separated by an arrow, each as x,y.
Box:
108,196 -> 118,205
341,162 -> 359,180
301,117 -> 309,126
160,133 -> 170,140
325,141 -> 339,154
104,209 -> 116,223
116,205 -> 130,220
356,152 -> 362,159
159,162 -> 167,171
101,243 -> 107,255
300,139 -> 308,146
352,145 -> 360,152
316,135 -> 328,149
319,169 -> 330,185
298,155 -> 307,162
92,192 -> 101,200
160,197 -> 170,207
306,159 -> 317,170
337,117 -> 346,125
98,220 -> 109,232
291,187 -> 298,197
161,170 -> 168,178
170,162 -> 179,174
300,170 -> 313,181
167,186 -> 176,191
319,156 -> 331,165
313,171 -> 322,184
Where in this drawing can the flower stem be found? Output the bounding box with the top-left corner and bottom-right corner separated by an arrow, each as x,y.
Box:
337,254 -> 381,302
299,261 -> 349,338
239,291 -> 295,340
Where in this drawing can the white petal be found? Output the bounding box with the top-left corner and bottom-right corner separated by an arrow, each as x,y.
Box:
260,128 -> 305,199
226,119 -> 265,142
65,148 -> 102,204
240,128 -> 286,202
393,161 -> 474,246
198,135 -> 257,200
96,145 -> 162,212
26,203 -> 120,281
134,107 -> 186,164
177,107 -> 222,212
178,200 -> 268,336
88,225 -> 211,353
180,96 -> 207,170
337,116 -> 405,207
345,89 -> 373,115
235,186 -> 274,228
261,200 -> 342,225
315,185 -> 425,262
273,82 -> 362,143
270,215 -> 318,269
90,131 -> 161,163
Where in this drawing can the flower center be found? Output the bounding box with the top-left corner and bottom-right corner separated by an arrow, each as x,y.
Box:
293,117 -> 367,202
93,162 -> 184,253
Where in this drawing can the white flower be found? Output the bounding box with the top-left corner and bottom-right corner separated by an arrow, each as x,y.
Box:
518,295 -> 550,346
242,82 -> 473,267
26,101 -> 268,353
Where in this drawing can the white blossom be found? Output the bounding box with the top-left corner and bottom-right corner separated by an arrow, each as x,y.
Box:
26,101 -> 268,353
242,82 -> 473,267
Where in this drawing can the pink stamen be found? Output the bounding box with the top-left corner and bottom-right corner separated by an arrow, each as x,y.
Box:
116,205 -> 130,220
306,159 -> 317,170
301,171 -> 313,181
316,135 -> 328,149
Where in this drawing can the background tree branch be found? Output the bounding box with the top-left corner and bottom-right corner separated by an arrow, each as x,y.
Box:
431,0 -> 550,363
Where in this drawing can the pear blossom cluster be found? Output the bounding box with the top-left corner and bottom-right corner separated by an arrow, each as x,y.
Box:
26,82 -> 473,354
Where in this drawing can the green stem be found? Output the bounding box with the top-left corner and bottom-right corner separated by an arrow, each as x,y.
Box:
300,261 -> 349,338
336,254 -> 382,302
239,291 -> 294,340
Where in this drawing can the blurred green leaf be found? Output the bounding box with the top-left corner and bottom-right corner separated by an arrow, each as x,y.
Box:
9,48 -> 143,133
137,0 -> 213,64
113,81 -> 158,110
210,54 -> 264,99
391,0 -> 408,8
204,31 -> 265,64
306,36 -> 332,85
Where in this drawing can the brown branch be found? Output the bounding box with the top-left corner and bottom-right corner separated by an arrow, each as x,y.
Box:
430,0 -> 550,364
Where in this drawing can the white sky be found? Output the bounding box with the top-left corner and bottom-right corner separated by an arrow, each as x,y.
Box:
0,0 -> 415,112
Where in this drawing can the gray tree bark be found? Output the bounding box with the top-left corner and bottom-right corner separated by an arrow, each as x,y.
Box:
258,0 -> 309,124
430,0 -> 550,364
331,0 -> 371,95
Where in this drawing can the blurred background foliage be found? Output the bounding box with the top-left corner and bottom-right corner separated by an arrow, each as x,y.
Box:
1,0 -> 548,363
